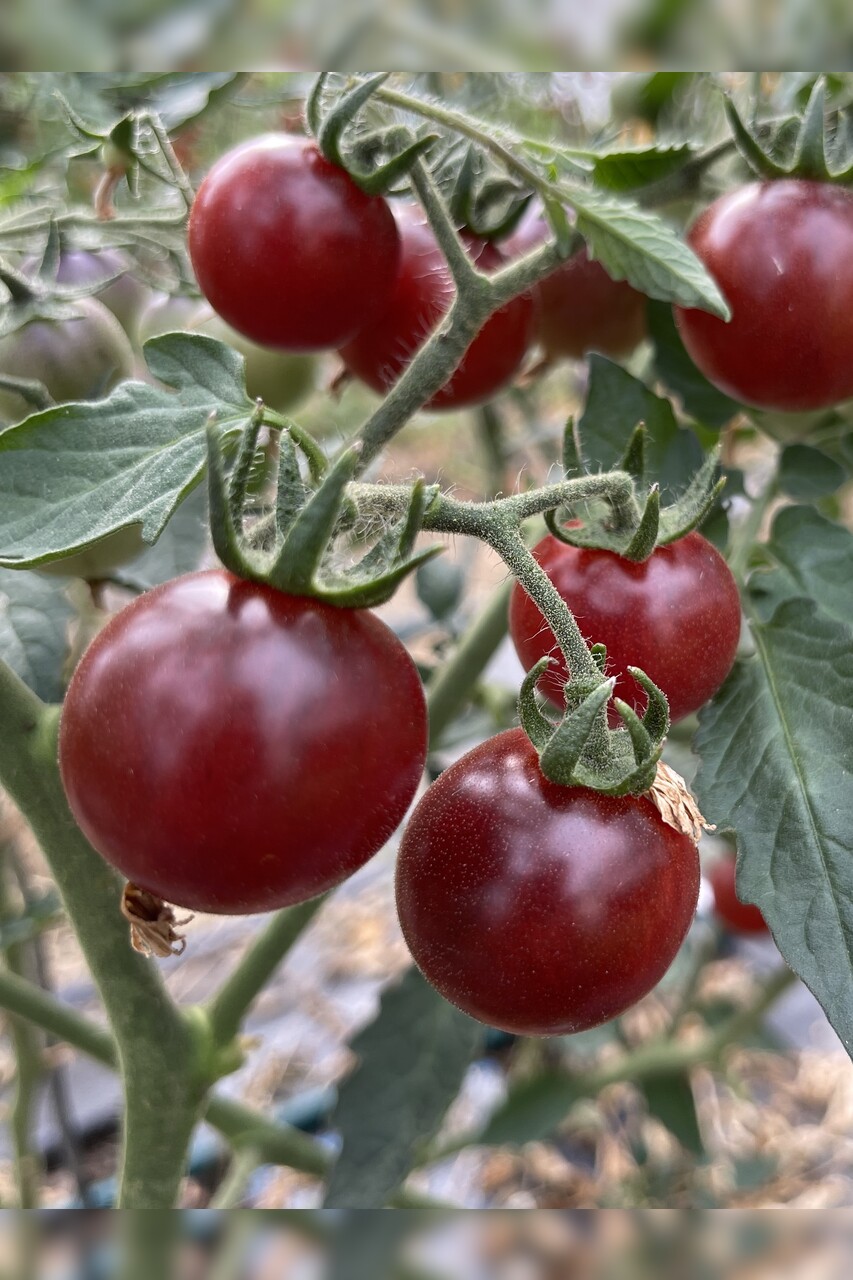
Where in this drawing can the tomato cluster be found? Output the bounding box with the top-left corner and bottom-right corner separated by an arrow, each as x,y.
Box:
188,137 -> 649,409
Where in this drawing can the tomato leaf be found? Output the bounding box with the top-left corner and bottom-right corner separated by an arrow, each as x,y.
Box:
578,355 -> 704,499
695,507 -> 853,1057
111,482 -> 209,592
323,967 -> 481,1208
0,334 -> 250,569
647,300 -> 741,430
587,143 -> 698,191
476,1072 -> 582,1147
0,568 -> 73,703
562,185 -> 730,318
778,444 -> 846,501
640,1072 -> 704,1156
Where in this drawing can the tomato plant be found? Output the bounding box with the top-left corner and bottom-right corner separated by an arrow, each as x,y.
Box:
1,72 -> 852,1228
397,729 -> 700,1035
508,210 -> 648,360
340,207 -> 534,408
675,181 -> 853,411
188,134 -> 401,351
33,247 -> 150,341
59,570 -> 428,914
709,853 -> 770,936
509,530 -> 741,720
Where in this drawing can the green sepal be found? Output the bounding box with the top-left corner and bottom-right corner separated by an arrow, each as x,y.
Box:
206,418 -> 260,582
316,74 -> 390,169
313,543 -> 443,610
613,698 -> 653,765
630,666 -> 670,741
275,429 -> 308,537
269,444 -> 363,594
622,486 -> 660,561
562,416 -> 584,476
723,95 -> 791,180
538,680 -> 614,784
793,77 -> 831,181
517,658 -> 557,751
657,448 -> 724,544
619,423 -> 646,482
353,134 -> 439,196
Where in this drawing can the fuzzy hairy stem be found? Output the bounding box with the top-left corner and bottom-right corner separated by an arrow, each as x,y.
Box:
0,665 -> 206,1208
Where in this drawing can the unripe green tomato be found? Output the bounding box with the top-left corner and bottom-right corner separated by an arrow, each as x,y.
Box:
37,525 -> 148,581
137,292 -> 208,344
193,312 -> 316,415
0,297 -> 135,424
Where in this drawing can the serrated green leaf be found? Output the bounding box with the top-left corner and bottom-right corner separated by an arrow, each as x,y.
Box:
778,444 -> 846,501
750,505 -> 853,627
477,1072 -> 582,1147
563,185 -> 730,317
640,1072 -> 704,1156
694,518 -> 853,1057
0,568 -> 73,702
578,355 -> 704,499
0,334 -> 251,568
323,967 -> 481,1208
647,300 -> 741,429
588,143 -> 697,191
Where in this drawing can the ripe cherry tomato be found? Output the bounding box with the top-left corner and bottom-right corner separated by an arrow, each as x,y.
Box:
0,298 -> 134,424
60,571 -> 427,914
339,208 -> 534,409
188,135 -> 400,352
396,728 -> 699,1035
507,211 -> 647,360
508,530 -> 741,722
675,181 -> 853,412
708,854 -> 769,935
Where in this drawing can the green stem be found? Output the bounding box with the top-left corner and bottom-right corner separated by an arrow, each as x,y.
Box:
728,475 -> 777,586
119,1212 -> 181,1280
0,665 -> 206,1208
427,581 -> 512,749
209,1145 -> 261,1209
207,896 -> 326,1046
0,837 -> 42,1208
476,404 -> 507,497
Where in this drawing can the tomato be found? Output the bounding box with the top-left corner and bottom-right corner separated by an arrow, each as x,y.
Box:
396,728 -> 699,1035
43,248 -> 149,341
137,292 -> 207,343
508,530 -> 741,722
60,571 -> 427,914
708,855 -> 769,936
507,211 -> 647,360
339,208 -> 535,409
188,135 -> 400,352
37,526 -> 147,582
0,297 -> 134,424
675,181 -> 853,412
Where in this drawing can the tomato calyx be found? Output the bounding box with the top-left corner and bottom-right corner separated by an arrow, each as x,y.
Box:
444,142 -> 533,240
547,422 -> 724,563
308,73 -> 439,197
206,417 -> 443,609
518,652 -> 670,796
725,76 -> 853,185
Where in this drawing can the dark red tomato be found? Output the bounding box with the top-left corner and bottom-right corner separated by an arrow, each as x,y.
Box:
675,181 -> 853,412
339,208 -> 534,409
508,530 -> 741,722
507,211 -> 647,360
188,135 -> 400,352
396,728 -> 699,1035
59,571 -> 427,915
709,855 -> 769,935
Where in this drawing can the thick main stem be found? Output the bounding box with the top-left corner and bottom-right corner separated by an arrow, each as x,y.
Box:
0,665 -> 206,1208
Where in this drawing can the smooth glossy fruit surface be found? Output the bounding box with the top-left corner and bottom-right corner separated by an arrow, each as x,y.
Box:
709,855 -> 769,935
675,181 -> 853,411
508,211 -> 647,359
340,208 -> 534,409
188,135 -> 400,351
508,530 -> 741,721
0,298 -> 134,423
396,728 -> 699,1035
60,571 -> 428,914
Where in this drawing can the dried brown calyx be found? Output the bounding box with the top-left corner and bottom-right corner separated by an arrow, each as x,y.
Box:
646,760 -> 715,845
121,883 -> 192,958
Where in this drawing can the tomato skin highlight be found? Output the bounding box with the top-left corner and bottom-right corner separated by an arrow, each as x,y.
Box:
339,208 -> 535,409
709,855 -> 769,935
59,571 -> 427,915
675,181 -> 853,412
507,212 -> 647,360
508,530 -> 741,722
396,728 -> 699,1036
188,135 -> 401,352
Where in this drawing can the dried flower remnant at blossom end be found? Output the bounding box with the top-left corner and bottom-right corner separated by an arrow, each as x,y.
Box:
647,760 -> 714,845
121,883 -> 192,958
